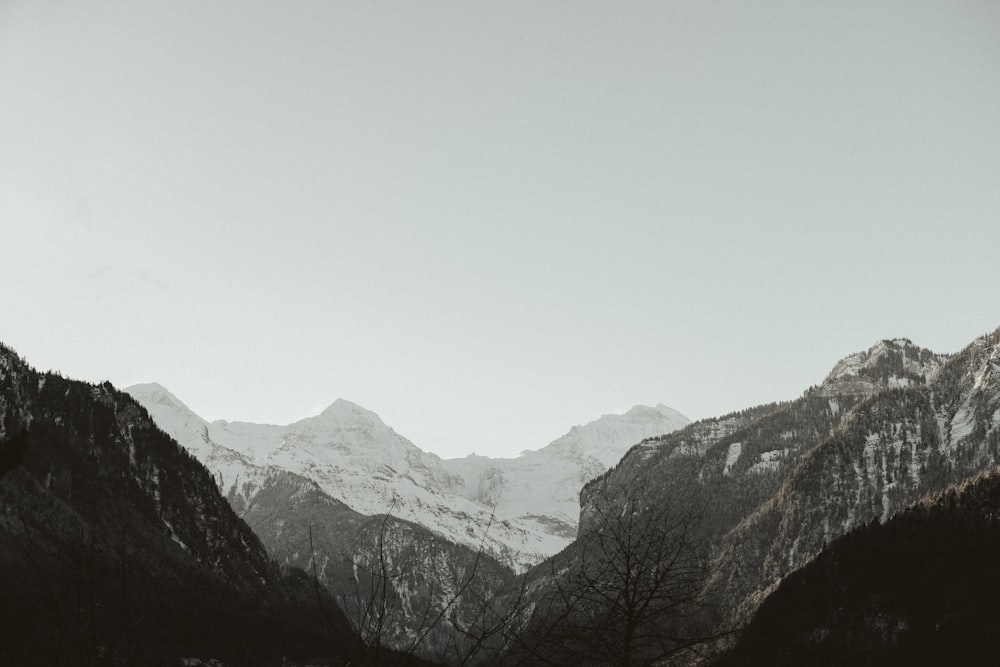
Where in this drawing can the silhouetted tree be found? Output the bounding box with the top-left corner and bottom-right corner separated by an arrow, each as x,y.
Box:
508,484 -> 722,667
309,503 -> 504,666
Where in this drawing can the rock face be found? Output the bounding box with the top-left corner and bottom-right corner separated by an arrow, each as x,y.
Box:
0,343 -> 358,666
127,383 -> 689,569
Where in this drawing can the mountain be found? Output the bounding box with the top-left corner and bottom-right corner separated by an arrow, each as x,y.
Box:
548,328 -> 1000,664
126,384 -> 689,569
718,464 -> 1000,665
0,343 -> 363,666
127,385 -> 537,568
708,330 -> 1000,622
570,337 -> 958,629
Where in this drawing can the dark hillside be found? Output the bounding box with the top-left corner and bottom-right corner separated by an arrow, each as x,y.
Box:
717,467 -> 1000,666
0,344 -> 363,665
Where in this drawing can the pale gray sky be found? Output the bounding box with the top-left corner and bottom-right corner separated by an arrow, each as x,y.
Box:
2,1 -> 999,458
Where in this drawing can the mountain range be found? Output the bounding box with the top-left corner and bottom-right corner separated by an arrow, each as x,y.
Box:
5,326 -> 1000,664
124,384 -> 689,570
122,384 -> 689,656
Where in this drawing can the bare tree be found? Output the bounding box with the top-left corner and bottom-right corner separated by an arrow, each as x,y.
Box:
342,507 -> 396,664
507,484 -> 721,667
443,569 -> 533,667
308,503 -> 508,665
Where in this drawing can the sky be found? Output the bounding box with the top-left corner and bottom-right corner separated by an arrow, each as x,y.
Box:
2,1 -> 1000,459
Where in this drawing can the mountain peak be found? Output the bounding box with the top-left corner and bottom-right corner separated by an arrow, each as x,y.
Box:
540,404 -> 691,468
818,338 -> 947,396
318,397 -> 383,423
126,382 -> 193,413
128,380 -> 171,394
622,403 -> 689,422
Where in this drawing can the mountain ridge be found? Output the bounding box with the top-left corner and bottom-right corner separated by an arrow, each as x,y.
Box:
573,335 -> 957,626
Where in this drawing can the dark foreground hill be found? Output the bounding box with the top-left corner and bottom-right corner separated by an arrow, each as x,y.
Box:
0,343 -> 427,666
718,465 -> 1000,665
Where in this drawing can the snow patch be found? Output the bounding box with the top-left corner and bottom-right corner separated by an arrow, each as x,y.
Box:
950,402 -> 977,448
723,442 -> 742,476
748,448 -> 790,475
162,519 -> 189,552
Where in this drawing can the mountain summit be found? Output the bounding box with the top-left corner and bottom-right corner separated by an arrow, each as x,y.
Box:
126,381 -> 191,412
318,397 -> 382,421
819,338 -> 948,396
543,403 -> 690,467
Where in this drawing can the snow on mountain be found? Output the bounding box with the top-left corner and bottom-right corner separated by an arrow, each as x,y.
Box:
441,404 -> 691,539
126,382 -> 270,508
126,383 -> 689,569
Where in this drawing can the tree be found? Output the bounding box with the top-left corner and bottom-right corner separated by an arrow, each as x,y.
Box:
509,484 -> 720,667
308,502 -> 510,666
443,568 -> 533,667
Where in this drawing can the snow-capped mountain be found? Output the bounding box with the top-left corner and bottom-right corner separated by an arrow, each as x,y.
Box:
129,384 -> 539,566
441,404 -> 690,539
126,383 -> 689,569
